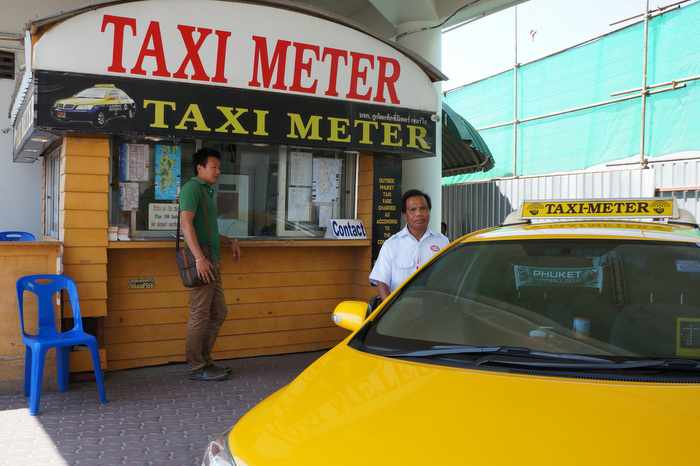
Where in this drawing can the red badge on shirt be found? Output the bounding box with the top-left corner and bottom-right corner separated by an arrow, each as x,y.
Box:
430,244 -> 440,252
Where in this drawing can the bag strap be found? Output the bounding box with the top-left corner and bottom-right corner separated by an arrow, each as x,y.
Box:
176,183 -> 213,253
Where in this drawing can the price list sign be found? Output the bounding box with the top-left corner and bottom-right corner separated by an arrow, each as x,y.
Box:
372,157 -> 402,263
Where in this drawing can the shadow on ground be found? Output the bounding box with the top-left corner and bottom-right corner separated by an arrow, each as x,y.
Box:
0,351 -> 324,466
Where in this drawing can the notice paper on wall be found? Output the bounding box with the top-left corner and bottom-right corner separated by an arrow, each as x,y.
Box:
318,204 -> 332,228
119,182 -> 139,211
148,203 -> 178,230
312,158 -> 341,203
289,151 -> 313,186
287,186 -> 312,222
119,143 -> 150,182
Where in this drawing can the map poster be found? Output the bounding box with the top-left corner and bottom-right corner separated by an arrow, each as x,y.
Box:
154,145 -> 181,200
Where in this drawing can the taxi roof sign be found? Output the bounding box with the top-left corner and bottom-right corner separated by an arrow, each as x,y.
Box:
519,199 -> 677,220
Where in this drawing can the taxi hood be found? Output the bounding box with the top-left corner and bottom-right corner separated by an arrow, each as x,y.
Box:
230,343 -> 699,466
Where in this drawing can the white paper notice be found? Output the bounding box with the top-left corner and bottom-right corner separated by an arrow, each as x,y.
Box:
148,203 -> 178,230
289,151 -> 313,186
121,143 -> 150,182
312,158 -> 341,203
288,187 -> 311,222
119,182 -> 139,211
318,204 -> 332,228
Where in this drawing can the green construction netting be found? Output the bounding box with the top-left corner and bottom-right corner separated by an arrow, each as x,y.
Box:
444,1 -> 700,185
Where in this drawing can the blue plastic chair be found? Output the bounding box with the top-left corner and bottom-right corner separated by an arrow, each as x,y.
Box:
0,231 -> 36,241
17,274 -> 107,415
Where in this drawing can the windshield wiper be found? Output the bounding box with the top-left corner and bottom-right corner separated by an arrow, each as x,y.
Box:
387,345 -> 700,372
475,356 -> 700,371
386,345 -> 615,364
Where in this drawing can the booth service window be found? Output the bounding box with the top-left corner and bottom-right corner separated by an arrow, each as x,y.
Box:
109,138 -> 357,239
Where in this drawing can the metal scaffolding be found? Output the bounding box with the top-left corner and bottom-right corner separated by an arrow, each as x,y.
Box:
458,0 -> 700,176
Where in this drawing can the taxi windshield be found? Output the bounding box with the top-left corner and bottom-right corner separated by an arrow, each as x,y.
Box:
75,88 -> 109,98
361,239 -> 700,361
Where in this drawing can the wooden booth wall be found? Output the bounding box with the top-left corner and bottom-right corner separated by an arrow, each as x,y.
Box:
0,242 -> 61,393
57,137 -> 375,371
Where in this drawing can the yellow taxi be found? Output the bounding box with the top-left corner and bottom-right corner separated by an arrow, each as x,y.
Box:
203,198 -> 700,466
52,83 -> 136,127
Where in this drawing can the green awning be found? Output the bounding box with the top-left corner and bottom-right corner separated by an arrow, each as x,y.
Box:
442,101 -> 494,176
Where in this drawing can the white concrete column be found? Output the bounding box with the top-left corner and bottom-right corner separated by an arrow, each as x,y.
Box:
396,21 -> 443,233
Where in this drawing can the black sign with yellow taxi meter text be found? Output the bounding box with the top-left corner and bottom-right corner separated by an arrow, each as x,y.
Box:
35,70 -> 436,158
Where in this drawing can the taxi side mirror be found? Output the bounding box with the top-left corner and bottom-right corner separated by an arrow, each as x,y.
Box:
332,301 -> 370,332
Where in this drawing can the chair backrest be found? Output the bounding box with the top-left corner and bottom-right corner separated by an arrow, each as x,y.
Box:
16,274 -> 83,337
0,231 -> 36,241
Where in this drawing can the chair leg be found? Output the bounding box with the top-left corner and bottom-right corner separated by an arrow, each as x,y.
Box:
56,346 -> 70,393
87,342 -> 107,404
29,346 -> 47,416
23,347 -> 32,398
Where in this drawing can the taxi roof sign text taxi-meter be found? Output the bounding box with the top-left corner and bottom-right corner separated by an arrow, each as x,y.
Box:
520,199 -> 677,219
325,219 -> 368,239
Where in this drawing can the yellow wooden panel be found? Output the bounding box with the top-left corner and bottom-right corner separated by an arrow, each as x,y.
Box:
62,229 -> 108,247
358,198 -> 372,215
0,250 -> 61,356
359,153 -> 373,172
75,281 -> 107,300
63,247 -> 107,265
65,298 -> 107,317
104,313 -> 332,344
69,348 -> 107,372
63,264 -> 108,283
107,340 -> 338,371
108,270 -> 354,294
63,210 -> 108,229
353,285 -> 376,301
109,285 -> 351,311
60,192 -> 108,212
108,247 -> 357,277
358,170 -> 372,187
60,174 -> 109,193
106,326 -> 345,360
62,136 -> 110,158
105,299 -> 341,327
61,155 -> 109,176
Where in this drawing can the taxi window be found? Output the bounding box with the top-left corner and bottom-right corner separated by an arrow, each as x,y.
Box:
365,240 -> 700,360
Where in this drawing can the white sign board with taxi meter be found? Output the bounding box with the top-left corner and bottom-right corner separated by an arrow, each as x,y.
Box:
325,219 -> 367,239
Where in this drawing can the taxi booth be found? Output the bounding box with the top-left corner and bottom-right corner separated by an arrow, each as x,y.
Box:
7,0 -> 446,377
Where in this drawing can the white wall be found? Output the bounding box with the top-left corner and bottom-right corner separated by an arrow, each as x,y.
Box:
0,78 -> 42,237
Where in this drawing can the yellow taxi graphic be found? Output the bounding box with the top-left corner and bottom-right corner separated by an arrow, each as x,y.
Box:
52,84 -> 135,127
202,198 -> 700,466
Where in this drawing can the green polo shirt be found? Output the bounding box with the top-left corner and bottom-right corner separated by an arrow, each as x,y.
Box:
180,176 -> 220,261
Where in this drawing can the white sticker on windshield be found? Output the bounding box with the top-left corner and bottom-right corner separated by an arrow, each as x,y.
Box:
676,260 -> 700,273
514,265 -> 603,290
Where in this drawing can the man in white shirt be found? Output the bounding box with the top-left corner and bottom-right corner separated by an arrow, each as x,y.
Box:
370,189 -> 450,301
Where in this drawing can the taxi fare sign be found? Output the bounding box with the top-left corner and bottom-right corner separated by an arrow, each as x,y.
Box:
521,199 -> 676,219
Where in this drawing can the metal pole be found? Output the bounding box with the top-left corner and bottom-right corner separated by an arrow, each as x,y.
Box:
640,0 -> 651,168
512,6 -> 519,177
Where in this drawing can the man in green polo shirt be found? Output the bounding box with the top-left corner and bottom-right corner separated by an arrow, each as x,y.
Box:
180,147 -> 241,381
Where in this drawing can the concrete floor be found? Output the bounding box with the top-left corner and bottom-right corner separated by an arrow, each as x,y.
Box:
0,351 -> 324,466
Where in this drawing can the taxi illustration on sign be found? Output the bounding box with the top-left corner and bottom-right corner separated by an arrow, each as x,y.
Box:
52,84 -> 136,127
202,198 -> 700,466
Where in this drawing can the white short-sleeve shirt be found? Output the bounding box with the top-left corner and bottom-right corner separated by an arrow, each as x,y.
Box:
369,226 -> 450,292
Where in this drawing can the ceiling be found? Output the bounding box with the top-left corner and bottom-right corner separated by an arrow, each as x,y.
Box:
0,0 -> 524,53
